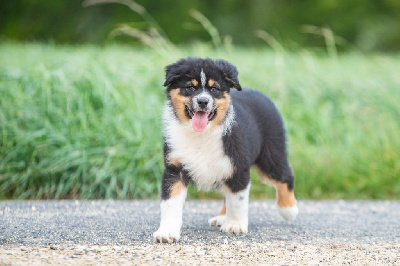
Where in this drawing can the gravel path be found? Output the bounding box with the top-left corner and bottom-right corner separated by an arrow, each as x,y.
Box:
1,200 -> 399,264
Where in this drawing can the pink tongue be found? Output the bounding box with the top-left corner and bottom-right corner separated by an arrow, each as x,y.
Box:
191,111 -> 208,132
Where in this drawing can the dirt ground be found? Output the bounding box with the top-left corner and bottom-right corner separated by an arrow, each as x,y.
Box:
1,242 -> 399,265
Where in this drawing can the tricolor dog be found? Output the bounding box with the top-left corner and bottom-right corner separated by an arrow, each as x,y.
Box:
154,58 -> 298,243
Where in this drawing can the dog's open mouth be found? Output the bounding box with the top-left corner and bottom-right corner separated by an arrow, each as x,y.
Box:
185,105 -> 217,132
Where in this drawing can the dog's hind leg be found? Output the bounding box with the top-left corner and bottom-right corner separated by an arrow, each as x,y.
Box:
208,199 -> 226,227
256,166 -> 298,221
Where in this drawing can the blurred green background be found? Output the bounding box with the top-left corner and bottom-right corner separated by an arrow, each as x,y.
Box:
2,0 -> 400,51
0,0 -> 399,200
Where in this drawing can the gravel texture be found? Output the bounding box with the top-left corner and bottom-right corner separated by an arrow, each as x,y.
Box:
1,200 -> 399,264
1,242 -> 399,265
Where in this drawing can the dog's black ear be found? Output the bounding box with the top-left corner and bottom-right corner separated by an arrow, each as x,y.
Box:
163,74 -> 180,87
163,69 -> 180,87
163,60 -> 186,87
214,59 -> 242,91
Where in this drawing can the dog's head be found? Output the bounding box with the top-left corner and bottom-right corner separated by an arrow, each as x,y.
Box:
163,58 -> 242,132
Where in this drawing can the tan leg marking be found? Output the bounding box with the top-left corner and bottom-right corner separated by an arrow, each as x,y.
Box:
209,201 -> 227,227
211,92 -> 231,127
170,181 -> 186,198
169,88 -> 190,123
166,155 -> 181,168
274,182 -> 296,208
218,203 -> 226,215
256,167 -> 296,208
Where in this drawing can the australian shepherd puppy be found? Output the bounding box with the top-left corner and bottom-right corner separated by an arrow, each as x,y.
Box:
154,58 -> 298,243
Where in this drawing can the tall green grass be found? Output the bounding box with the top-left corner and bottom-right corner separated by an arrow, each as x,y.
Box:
0,42 -> 399,199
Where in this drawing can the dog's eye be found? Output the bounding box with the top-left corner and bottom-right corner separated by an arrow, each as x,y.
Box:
186,86 -> 196,92
210,87 -> 220,94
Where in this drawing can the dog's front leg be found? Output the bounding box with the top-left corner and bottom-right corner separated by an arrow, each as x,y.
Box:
220,182 -> 251,234
153,168 -> 187,243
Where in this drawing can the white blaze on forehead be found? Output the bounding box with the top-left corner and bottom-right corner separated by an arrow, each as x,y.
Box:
200,68 -> 206,88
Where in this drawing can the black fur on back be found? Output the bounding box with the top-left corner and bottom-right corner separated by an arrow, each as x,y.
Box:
223,89 -> 294,193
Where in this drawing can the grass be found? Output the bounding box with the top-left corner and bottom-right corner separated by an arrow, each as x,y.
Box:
0,42 -> 399,200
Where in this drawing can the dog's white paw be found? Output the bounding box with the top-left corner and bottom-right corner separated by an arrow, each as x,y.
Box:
278,204 -> 299,221
209,215 -> 226,227
153,227 -> 180,243
220,220 -> 248,234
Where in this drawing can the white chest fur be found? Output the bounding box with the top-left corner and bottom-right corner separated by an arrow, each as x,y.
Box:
163,103 -> 234,191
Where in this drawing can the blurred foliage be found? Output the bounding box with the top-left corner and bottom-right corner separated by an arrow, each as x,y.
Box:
0,43 -> 399,199
1,0 -> 400,51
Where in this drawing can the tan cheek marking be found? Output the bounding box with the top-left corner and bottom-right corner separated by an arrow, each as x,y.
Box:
170,181 -> 185,198
208,79 -> 215,87
218,203 -> 226,215
169,89 -> 190,123
211,92 -> 231,126
256,167 -> 296,208
191,79 -> 198,86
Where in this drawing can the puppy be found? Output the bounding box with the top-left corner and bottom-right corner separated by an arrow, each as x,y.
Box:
154,58 -> 298,243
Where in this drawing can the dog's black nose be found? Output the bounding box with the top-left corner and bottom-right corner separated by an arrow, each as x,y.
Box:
197,97 -> 209,108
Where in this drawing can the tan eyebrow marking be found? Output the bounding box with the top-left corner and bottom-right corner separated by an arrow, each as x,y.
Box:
191,79 -> 198,86
208,79 -> 215,87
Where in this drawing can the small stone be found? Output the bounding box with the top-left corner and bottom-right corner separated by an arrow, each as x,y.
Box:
196,250 -> 205,256
70,255 -> 77,258
50,246 -> 57,250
